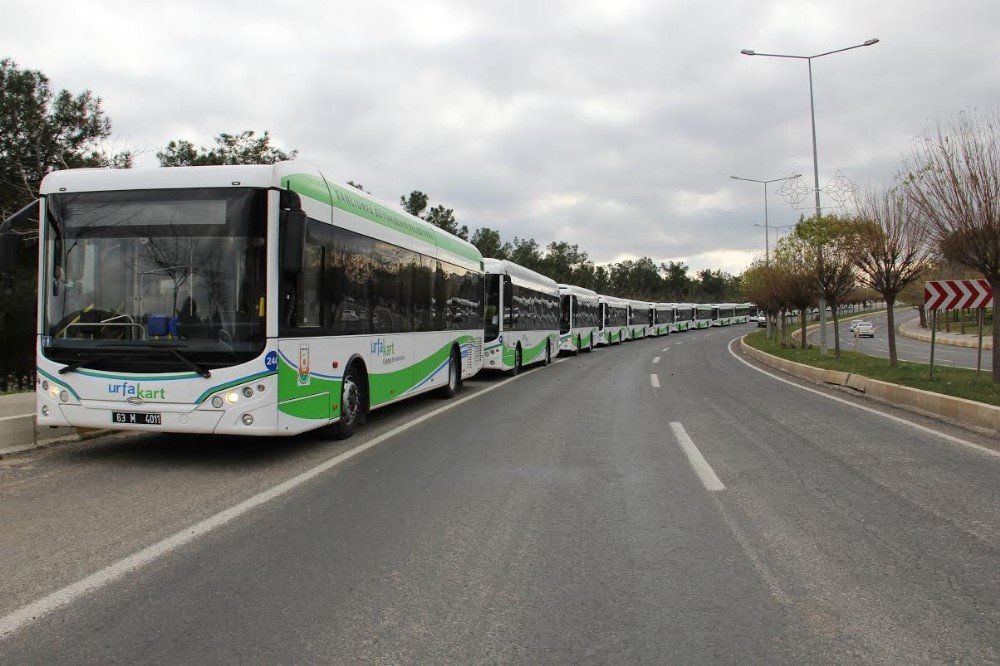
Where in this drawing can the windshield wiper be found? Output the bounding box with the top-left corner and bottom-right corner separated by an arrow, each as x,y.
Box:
58,356 -> 107,375
56,343 -> 212,378
168,348 -> 212,378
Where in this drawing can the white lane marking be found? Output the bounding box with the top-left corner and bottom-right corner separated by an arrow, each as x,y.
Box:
0,412 -> 34,423
0,367 -> 537,641
661,347 -> 670,352
675,341 -> 684,345
652,356 -> 661,364
650,373 -> 660,388
727,336 -> 1000,459
670,422 -> 725,491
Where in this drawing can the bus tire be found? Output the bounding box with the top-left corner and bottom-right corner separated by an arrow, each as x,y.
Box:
584,335 -> 593,353
508,344 -> 522,376
437,346 -> 462,398
544,343 -> 551,366
333,363 -> 366,440
574,335 -> 582,355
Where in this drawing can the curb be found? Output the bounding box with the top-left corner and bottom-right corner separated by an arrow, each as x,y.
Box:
897,317 -> 993,351
740,336 -> 1000,433
0,426 -> 111,459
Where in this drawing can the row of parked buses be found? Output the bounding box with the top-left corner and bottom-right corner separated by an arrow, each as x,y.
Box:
482,263 -> 753,373
1,162 -> 753,440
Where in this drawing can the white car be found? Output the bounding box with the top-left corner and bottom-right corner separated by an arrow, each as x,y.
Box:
854,321 -> 875,337
849,319 -> 863,332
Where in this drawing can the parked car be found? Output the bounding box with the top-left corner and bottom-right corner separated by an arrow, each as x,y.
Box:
854,321 -> 875,337
849,319 -> 863,332
756,315 -> 767,328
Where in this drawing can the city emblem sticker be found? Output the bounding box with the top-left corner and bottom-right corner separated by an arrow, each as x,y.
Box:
297,345 -> 310,386
264,351 -> 278,372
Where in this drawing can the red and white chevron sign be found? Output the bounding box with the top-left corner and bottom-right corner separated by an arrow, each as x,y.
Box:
924,279 -> 994,311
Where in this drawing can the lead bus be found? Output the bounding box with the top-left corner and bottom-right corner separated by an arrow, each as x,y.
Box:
558,284 -> 599,354
483,258 -> 560,373
0,163 -> 484,438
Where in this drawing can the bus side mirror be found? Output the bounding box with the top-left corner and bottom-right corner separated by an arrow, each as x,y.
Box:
0,231 -> 19,274
281,209 -> 306,274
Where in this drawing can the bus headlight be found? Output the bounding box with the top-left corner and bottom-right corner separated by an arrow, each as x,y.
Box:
48,385 -> 60,399
41,405 -> 50,417
241,414 -> 254,426
59,391 -> 69,403
211,396 -> 224,408
226,391 -> 239,404
242,386 -> 253,398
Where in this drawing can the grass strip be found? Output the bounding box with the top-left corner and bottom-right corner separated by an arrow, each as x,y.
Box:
744,329 -> 1000,407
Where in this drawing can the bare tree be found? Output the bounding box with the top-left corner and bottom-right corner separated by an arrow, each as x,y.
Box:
773,236 -> 819,349
902,109 -> 1000,381
850,187 -> 932,366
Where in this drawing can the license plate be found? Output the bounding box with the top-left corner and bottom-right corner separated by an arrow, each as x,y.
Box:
111,411 -> 162,426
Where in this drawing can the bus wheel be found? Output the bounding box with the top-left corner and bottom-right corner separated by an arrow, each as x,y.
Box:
437,347 -> 462,398
586,336 -> 593,353
333,364 -> 366,439
509,345 -> 522,376
575,335 -> 582,355
544,344 -> 551,365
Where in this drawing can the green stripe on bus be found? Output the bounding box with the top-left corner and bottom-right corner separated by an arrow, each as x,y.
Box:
282,173 -> 482,264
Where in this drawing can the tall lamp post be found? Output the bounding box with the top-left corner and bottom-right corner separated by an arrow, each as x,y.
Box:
740,38 -> 879,355
730,173 -> 801,265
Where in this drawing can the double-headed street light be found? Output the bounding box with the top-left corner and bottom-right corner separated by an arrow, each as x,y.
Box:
740,38 -> 879,355
730,173 -> 801,265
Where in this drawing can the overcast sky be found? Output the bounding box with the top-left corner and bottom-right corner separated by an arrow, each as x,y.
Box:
3,1 -> 998,274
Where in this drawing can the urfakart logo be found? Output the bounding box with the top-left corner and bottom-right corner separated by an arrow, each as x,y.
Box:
107,381 -> 165,400
371,338 -> 395,356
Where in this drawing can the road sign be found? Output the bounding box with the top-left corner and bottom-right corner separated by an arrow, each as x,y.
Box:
923,279 -> 993,311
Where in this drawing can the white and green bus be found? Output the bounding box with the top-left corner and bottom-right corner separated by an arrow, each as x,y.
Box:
483,258 -> 559,373
597,295 -> 629,345
672,303 -> 693,332
558,284 -> 600,354
734,303 -> 752,324
712,304 -> 736,326
650,303 -> 674,337
626,299 -> 651,339
692,304 -> 713,329
8,163 -> 484,439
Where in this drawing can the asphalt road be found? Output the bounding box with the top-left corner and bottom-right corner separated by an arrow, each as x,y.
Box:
0,326 -> 997,663
808,309 -> 994,369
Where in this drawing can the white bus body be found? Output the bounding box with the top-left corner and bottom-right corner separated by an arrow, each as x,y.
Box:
626,299 -> 651,339
673,303 -> 694,332
34,163 -> 483,437
596,295 -> 629,345
650,303 -> 674,337
483,258 -> 559,372
558,284 -> 599,354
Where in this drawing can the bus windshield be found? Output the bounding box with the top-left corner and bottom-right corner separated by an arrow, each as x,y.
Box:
41,188 -> 268,374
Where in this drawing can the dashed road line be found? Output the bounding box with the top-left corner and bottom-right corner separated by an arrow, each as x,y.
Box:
650,373 -> 660,388
670,422 -> 725,491
652,356 -> 661,364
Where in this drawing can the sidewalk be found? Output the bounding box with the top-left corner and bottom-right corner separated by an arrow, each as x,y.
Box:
898,317 -> 993,351
0,391 -> 78,457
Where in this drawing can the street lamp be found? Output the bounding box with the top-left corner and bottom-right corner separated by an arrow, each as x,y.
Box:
740,38 -> 879,355
730,173 -> 801,265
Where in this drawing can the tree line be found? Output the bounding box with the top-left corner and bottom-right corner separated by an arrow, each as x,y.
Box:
742,108 -> 999,383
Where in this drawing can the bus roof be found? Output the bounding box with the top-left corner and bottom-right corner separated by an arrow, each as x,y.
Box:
484,258 -> 559,295
558,284 -> 599,298
599,294 -> 629,306
40,163 -> 483,266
